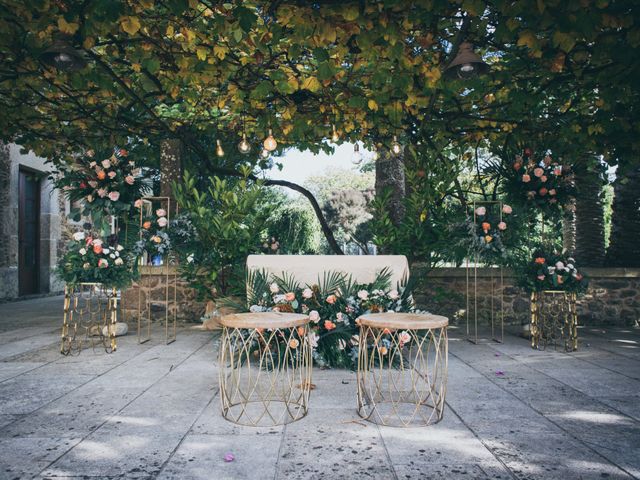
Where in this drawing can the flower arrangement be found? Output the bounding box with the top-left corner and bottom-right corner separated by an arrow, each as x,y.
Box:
134,203 -> 172,264
465,203 -> 514,260
53,147 -> 149,232
57,231 -> 136,288
245,268 -> 419,368
519,249 -> 588,293
508,148 -> 574,212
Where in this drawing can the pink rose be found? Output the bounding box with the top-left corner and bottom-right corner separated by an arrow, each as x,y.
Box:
97,189 -> 107,198
108,171 -> 117,179
284,292 -> 296,302
502,204 -> 512,214
88,180 -> 98,188
553,167 -> 562,176
475,206 -> 486,216
302,288 -> 313,299
98,258 -> 109,268
125,175 -> 135,185
326,294 -> 337,304
108,191 -> 120,201
309,310 -> 320,323
540,175 -> 547,183
157,217 -> 168,227
533,168 -> 544,178
101,159 -> 111,169
399,331 -> 411,345
539,188 -> 548,196
522,174 -> 531,183
156,209 -> 167,217
498,221 -> 507,231
537,275 -> 545,281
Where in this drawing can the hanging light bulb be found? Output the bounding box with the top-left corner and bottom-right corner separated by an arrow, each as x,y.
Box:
391,135 -> 402,155
371,145 -> 380,161
263,128 -> 277,152
215,139 -> 224,157
260,148 -> 270,159
238,133 -> 251,154
331,124 -> 339,143
351,143 -> 363,165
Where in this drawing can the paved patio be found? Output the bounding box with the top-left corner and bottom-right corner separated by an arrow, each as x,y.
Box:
0,296 -> 639,479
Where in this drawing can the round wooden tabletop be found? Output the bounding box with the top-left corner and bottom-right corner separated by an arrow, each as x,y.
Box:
221,312 -> 309,329
357,312 -> 449,330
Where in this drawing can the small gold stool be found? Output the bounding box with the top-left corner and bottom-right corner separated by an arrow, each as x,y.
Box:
356,313 -> 448,427
219,312 -> 312,426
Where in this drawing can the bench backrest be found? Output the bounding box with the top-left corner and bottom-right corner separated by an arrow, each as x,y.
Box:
246,255 -> 409,288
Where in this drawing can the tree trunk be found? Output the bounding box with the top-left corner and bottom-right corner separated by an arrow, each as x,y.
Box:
562,198 -> 576,255
606,165 -> 640,267
160,139 -> 183,201
375,149 -> 406,226
574,162 -> 605,267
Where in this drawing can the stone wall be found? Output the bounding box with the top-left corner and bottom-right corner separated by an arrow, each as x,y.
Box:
121,266 -> 206,323
0,143 -> 63,300
412,266 -> 640,328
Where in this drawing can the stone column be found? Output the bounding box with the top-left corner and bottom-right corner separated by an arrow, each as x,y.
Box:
159,139 -> 183,201
0,143 -> 13,273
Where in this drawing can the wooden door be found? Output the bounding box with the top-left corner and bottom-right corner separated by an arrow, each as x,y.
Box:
18,169 -> 40,295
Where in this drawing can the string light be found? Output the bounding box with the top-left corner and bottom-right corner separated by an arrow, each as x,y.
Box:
331,124 -> 339,143
391,135 -> 402,155
238,132 -> 251,154
352,143 -> 362,165
215,139 -> 224,157
263,128 -> 277,151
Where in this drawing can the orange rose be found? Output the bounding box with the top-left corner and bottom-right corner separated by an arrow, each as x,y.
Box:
143,221 -> 152,229
288,338 -> 299,349
96,170 -> 106,180
482,222 -> 491,233
93,244 -> 103,254
534,257 -> 546,264
324,320 -> 336,331
297,326 -> 306,337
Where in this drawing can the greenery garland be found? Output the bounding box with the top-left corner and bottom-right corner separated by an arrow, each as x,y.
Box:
245,268 -> 419,369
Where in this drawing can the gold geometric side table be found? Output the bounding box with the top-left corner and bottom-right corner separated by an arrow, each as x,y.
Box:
356,313 -> 449,427
60,283 -> 118,355
530,290 -> 578,352
219,312 -> 312,427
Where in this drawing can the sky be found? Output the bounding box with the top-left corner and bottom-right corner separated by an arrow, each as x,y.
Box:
265,142 -> 371,187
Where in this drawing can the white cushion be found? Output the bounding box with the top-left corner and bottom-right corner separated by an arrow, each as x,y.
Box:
246,255 -> 410,289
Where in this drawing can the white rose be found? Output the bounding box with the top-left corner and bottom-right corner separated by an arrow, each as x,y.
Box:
110,254 -> 116,259
336,312 -> 343,322
555,261 -> 565,270
102,248 -> 110,254
399,331 -> 412,344
78,248 -> 87,255
116,245 -> 124,251
187,254 -> 194,263
302,288 -> 313,299
72,231 -> 85,241
357,290 -> 369,300
308,332 -> 319,348
114,258 -> 124,265
309,310 -> 320,323
388,289 -> 399,300
269,282 -> 279,294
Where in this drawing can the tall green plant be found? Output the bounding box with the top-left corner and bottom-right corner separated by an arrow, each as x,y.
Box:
172,167 -> 269,300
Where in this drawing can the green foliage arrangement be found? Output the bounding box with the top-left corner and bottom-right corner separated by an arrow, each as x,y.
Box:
57,231 -> 137,289
172,167 -> 268,300
246,268 -> 418,369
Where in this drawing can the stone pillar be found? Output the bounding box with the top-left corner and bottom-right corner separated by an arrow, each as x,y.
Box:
375,148 -> 406,227
0,143 -> 13,273
159,139 -> 183,201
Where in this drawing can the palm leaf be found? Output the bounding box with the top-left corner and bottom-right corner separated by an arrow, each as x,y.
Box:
316,270 -> 349,297
272,271 -> 301,294
246,268 -> 270,307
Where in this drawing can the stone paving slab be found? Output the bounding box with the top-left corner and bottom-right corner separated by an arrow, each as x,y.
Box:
0,297 -> 639,479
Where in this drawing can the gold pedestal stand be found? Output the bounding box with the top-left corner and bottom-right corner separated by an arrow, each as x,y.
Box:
137,196 -> 177,345
60,283 -> 118,355
531,290 -> 578,352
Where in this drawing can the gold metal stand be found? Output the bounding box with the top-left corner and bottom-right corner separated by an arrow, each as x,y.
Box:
60,283 -> 118,355
356,313 -> 448,427
465,201 -> 505,344
219,313 -> 312,426
137,197 -> 177,345
531,290 -> 578,352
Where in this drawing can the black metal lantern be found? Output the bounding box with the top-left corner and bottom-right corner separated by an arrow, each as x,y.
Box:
40,40 -> 87,71
444,42 -> 489,79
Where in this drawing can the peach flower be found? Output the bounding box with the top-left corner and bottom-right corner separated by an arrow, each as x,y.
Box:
540,175 -> 547,182
98,258 -> 109,268
288,338 -> 299,349
498,221 -> 507,230
142,221 -> 152,229
93,244 -> 103,254
502,204 -> 512,214
284,292 -> 296,302
96,170 -> 106,180
125,175 -> 135,185
481,222 -> 491,233
533,167 -> 544,178
324,320 -> 336,331
522,174 -> 531,183
539,188 -> 548,196
534,257 -> 546,264
108,191 -> 120,201
326,294 -> 337,304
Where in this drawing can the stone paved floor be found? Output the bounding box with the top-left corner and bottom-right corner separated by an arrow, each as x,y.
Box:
0,296 -> 639,479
